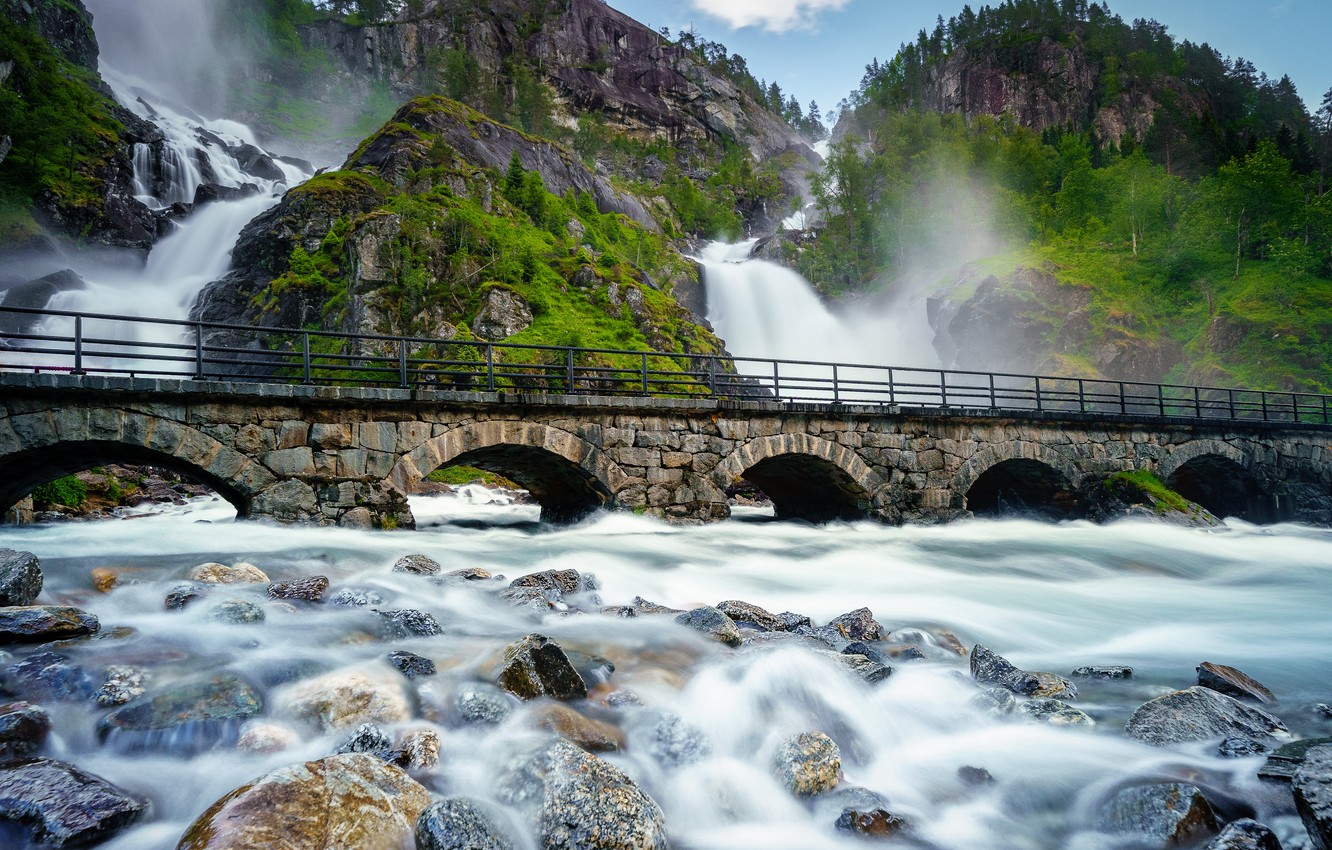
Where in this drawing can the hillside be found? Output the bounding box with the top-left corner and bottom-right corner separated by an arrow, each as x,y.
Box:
795,0 -> 1332,391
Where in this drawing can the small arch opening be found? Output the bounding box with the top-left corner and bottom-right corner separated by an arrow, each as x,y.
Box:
738,453 -> 870,523
1165,454 -> 1272,522
425,445 -> 612,525
966,459 -> 1083,520
0,443 -> 242,523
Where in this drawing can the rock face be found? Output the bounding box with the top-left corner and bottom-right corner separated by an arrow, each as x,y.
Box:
473,287 -> 534,341
496,634 -> 589,701
1293,744 -> 1332,850
499,739 -> 668,850
1124,687 -> 1289,748
774,731 -> 842,797
176,753 -> 430,850
970,644 -> 1077,700
0,757 -> 149,847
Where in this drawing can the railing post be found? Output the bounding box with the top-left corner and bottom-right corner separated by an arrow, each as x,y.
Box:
707,357 -> 717,397
71,315 -> 85,375
1324,394 -> 1329,425
988,373 -> 996,409
641,352 -> 649,397
1291,393 -> 1297,422
1228,388 -> 1235,420
1118,381 -> 1126,415
486,345 -> 495,392
194,322 -> 205,380
772,361 -> 781,401
1193,386 -> 1200,418
939,370 -> 948,407
1157,384 -> 1164,418
1034,376 -> 1042,412
832,364 -> 840,404
1261,392 -> 1268,422
888,367 -> 896,406
565,347 -> 575,393
1078,379 -> 1085,413
399,338 -> 409,388
301,332 -> 312,384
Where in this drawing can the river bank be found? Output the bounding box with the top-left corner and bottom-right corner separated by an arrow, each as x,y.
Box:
2,499 -> 1332,848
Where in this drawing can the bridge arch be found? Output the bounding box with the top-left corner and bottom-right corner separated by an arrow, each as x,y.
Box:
0,409 -> 276,518
390,422 -> 630,523
1156,440 -> 1268,521
711,434 -> 883,522
953,444 -> 1084,519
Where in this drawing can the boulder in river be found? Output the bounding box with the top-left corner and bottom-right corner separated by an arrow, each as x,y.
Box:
267,576 -> 329,603
98,674 -> 264,753
674,606 -> 743,647
374,608 -> 442,639
1125,686 -> 1289,749
387,649 -> 436,679
416,797 -> 515,850
498,739 -> 667,850
453,683 -> 516,725
716,599 -> 785,632
5,651 -> 93,702
496,634 -> 588,701
1202,819 -> 1283,850
1097,783 -> 1220,847
392,554 -> 441,575
830,607 -> 885,642
774,731 -> 842,797
503,569 -> 599,608
0,549 -> 42,606
336,722 -> 395,760
0,757 -> 149,847
835,806 -> 908,839
176,753 -> 429,850
1293,743 -> 1332,850
0,606 -> 99,643
210,600 -> 265,624
1258,737 -> 1332,783
1197,662 -> 1276,704
532,703 -> 626,753
276,669 -> 411,732
647,712 -> 711,768
819,649 -> 893,684
0,702 -> 50,758
189,561 -> 270,584
971,644 -> 1078,700
1071,665 -> 1134,680
1018,697 -> 1094,727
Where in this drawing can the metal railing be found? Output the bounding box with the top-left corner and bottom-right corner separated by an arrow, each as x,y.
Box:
1,305 -> 1330,426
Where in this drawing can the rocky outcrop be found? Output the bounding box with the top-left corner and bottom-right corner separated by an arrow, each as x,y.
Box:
1125,686 -> 1289,749
473,287 -> 534,341
2,0 -> 99,73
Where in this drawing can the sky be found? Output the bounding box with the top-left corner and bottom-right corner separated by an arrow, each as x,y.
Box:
605,0 -> 1332,123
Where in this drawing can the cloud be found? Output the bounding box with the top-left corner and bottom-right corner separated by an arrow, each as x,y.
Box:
686,0 -> 852,33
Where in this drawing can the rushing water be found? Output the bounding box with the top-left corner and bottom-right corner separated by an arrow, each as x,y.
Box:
2,501 -> 1329,849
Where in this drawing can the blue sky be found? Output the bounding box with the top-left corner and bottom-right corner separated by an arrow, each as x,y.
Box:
605,0 -> 1331,123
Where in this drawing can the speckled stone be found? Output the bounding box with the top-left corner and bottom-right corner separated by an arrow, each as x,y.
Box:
774,731 -> 841,796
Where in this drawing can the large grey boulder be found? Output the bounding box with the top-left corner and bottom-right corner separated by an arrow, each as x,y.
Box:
496,634 -> 588,701
1097,783 -> 1220,847
0,549 -> 42,606
1294,744 -> 1332,850
1202,819 -> 1283,850
1125,686 -> 1289,749
774,731 -> 842,797
970,644 -> 1077,699
0,606 -> 99,643
0,758 -> 149,847
472,287 -> 533,341
416,798 -> 515,850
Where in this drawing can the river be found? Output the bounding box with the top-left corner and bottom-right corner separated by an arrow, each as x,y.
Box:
2,499 -> 1329,849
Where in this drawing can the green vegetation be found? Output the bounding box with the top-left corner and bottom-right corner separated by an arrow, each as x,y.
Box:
426,465 -> 519,488
1103,470 -> 1203,518
802,0 -> 1332,391
31,475 -> 88,509
0,12 -> 125,217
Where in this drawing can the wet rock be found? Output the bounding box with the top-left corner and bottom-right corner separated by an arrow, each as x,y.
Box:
565,650 -> 615,688
818,649 -> 892,684
0,702 -> 50,758
959,766 -> 995,786
374,608 -> 442,638
1072,665 -> 1134,679
632,596 -> 682,615
393,554 -> 441,575
835,807 -> 908,839
498,739 -> 667,850
5,651 -> 93,701
416,797 -> 515,850
1219,736 -> 1272,759
267,575 -> 329,603
716,600 -> 784,632
504,570 -> 597,607
0,549 -> 42,606
1198,662 -> 1276,704
1319,704 -> 1332,719
883,644 -> 926,661
396,728 -> 440,770
648,713 -> 711,767
971,644 -> 1078,699
211,600 -> 266,624
1098,783 -> 1220,847
1018,697 -> 1094,727
165,583 -> 206,610
774,731 -> 841,797
236,721 -> 299,753
388,649 -> 436,679
496,634 -> 588,701
330,586 -> 386,607
1293,744 -> 1332,850
674,606 -> 742,647
177,753 -> 429,850
830,607 -> 885,642
604,690 -> 644,710
455,683 -> 515,725
815,786 -> 891,823
532,703 -> 625,753
843,641 -> 891,666
0,606 -> 99,643
1125,687 -> 1289,749
337,722 -> 395,759
189,561 -> 270,584
277,670 -> 410,732
1203,819 -> 1284,850
90,566 -> 146,593
778,611 -> 812,631
445,566 -> 494,581
0,758 -> 149,847
1260,737 -> 1332,783
98,674 -> 263,752
974,686 -> 1019,716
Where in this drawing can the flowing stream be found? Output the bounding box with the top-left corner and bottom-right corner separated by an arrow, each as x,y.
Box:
1,503 -> 1329,849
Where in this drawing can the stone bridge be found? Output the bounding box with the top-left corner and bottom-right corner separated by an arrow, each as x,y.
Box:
3,374 -> 1331,527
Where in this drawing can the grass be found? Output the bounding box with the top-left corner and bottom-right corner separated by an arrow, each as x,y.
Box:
427,465 -> 519,488
1105,469 -> 1193,515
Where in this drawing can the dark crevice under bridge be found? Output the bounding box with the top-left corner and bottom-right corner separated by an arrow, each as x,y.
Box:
2,306 -> 1331,527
